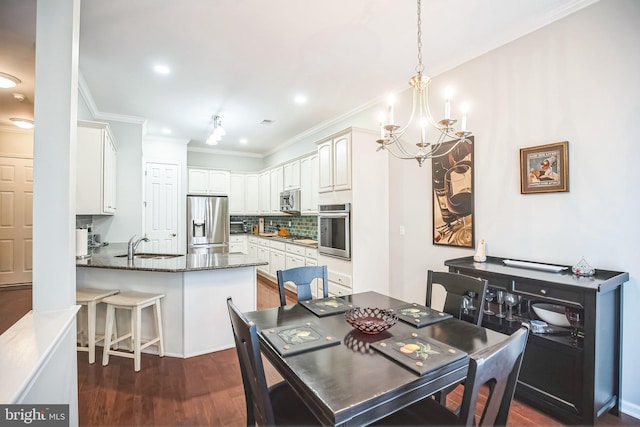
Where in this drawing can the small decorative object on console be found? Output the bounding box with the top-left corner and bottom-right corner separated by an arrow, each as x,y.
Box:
473,239 -> 487,262
344,307 -> 397,334
572,256 -> 596,277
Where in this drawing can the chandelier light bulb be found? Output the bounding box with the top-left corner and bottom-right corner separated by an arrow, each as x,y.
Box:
460,102 -> 469,132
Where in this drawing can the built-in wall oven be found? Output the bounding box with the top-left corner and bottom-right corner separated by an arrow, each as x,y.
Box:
318,203 -> 351,259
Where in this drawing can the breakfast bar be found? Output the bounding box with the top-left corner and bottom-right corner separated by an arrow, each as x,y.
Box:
76,244 -> 267,358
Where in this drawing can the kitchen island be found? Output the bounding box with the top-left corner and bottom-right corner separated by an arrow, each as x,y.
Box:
76,244 -> 267,358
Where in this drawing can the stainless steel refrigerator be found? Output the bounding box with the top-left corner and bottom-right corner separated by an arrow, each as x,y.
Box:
186,195 -> 229,254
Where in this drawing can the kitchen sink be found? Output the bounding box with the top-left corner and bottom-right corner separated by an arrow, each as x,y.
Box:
114,253 -> 184,259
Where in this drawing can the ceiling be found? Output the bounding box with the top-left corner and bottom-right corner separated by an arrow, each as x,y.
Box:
0,0 -> 596,157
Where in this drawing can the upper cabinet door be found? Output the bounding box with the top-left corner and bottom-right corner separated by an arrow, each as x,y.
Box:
332,135 -> 351,191
229,173 -> 245,214
300,154 -> 318,213
76,120 -> 118,215
208,170 -> 230,195
317,134 -> 351,193
270,166 -> 283,213
244,174 -> 260,214
283,159 -> 301,190
318,140 -> 333,193
187,169 -> 210,194
187,169 -> 230,195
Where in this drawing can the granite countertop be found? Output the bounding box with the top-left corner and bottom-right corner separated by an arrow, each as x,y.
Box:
76,243 -> 267,273
250,234 -> 318,247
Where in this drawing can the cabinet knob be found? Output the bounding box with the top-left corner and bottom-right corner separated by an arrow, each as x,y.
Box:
540,289 -> 547,295
171,233 -> 177,237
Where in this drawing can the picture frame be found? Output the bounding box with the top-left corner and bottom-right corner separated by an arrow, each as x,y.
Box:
432,137 -> 474,248
520,141 -> 569,194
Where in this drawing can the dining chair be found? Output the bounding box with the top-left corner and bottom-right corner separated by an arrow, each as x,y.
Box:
376,323 -> 530,427
427,270 -> 488,326
276,265 -> 329,307
427,270 -> 489,405
226,297 -> 320,426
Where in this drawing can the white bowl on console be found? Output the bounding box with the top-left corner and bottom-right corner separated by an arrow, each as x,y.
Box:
531,303 -> 570,327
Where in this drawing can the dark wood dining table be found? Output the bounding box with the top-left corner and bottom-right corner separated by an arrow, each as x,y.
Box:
243,291 -> 509,426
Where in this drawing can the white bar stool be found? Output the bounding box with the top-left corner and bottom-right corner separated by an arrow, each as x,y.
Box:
76,287 -> 119,364
101,291 -> 165,372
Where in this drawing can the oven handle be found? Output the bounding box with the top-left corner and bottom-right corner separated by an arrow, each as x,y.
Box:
318,212 -> 349,218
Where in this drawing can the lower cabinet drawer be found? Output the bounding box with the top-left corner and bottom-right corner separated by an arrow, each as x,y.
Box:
328,270 -> 352,288
285,254 -> 305,270
514,279 -> 581,305
328,280 -> 351,297
229,243 -> 245,253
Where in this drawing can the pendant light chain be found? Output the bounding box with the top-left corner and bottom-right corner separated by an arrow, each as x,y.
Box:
416,0 -> 423,74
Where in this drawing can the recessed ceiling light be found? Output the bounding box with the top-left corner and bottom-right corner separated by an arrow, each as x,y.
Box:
10,118 -> 34,129
294,95 -> 307,105
162,128 -> 172,134
239,138 -> 248,144
0,72 -> 21,88
154,64 -> 170,74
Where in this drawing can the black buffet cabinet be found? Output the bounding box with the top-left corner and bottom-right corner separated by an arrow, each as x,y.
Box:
444,256 -> 629,425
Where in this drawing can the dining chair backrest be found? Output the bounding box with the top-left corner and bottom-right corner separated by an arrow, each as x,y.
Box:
426,270 -> 488,326
459,323 -> 530,426
226,297 -> 274,426
277,265 -> 329,307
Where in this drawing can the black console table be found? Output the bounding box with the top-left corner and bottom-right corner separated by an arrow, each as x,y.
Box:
444,256 -> 629,425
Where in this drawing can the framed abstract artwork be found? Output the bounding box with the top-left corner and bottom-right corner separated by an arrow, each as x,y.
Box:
432,137 -> 474,248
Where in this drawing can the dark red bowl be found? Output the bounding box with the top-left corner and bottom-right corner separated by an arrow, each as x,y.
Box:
344,307 -> 398,334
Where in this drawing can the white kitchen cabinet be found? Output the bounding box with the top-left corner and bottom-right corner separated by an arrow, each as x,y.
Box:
188,168 -> 230,195
258,171 -> 270,213
269,166 -> 283,214
244,174 -> 259,214
229,174 -> 245,214
283,159 -> 301,190
285,254 -> 305,270
257,239 -> 270,274
229,235 -> 248,254
248,236 -> 258,259
318,133 -> 351,193
316,127 -> 389,296
300,154 -> 319,213
269,240 -> 286,276
77,120 -> 118,215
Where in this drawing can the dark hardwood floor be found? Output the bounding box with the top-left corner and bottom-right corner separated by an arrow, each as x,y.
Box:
1,279 -> 637,426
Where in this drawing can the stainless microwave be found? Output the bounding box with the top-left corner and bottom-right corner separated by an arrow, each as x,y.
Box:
318,203 -> 351,259
280,189 -> 300,214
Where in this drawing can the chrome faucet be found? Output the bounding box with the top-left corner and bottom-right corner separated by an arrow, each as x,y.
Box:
127,235 -> 150,260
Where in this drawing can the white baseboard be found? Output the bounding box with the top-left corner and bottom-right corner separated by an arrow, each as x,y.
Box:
621,399 -> 640,421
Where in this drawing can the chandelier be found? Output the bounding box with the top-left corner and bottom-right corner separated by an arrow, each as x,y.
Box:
376,0 -> 472,167
206,115 -> 226,145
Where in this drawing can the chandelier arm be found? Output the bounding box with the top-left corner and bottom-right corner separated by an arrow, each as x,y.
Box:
379,144 -> 421,161
386,134 -> 417,158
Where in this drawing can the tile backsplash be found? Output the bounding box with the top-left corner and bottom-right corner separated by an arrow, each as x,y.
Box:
231,215 -> 317,239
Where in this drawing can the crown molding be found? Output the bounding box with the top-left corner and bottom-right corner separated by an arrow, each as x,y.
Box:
78,72 -> 146,125
187,145 -> 263,159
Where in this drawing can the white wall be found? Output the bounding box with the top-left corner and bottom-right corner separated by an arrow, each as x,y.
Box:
387,0 -> 640,415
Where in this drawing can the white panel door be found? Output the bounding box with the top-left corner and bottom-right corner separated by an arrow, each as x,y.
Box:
0,157 -> 33,285
144,162 -> 179,253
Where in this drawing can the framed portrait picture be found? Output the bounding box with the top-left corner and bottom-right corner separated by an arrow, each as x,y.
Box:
432,137 -> 474,248
520,141 -> 569,194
